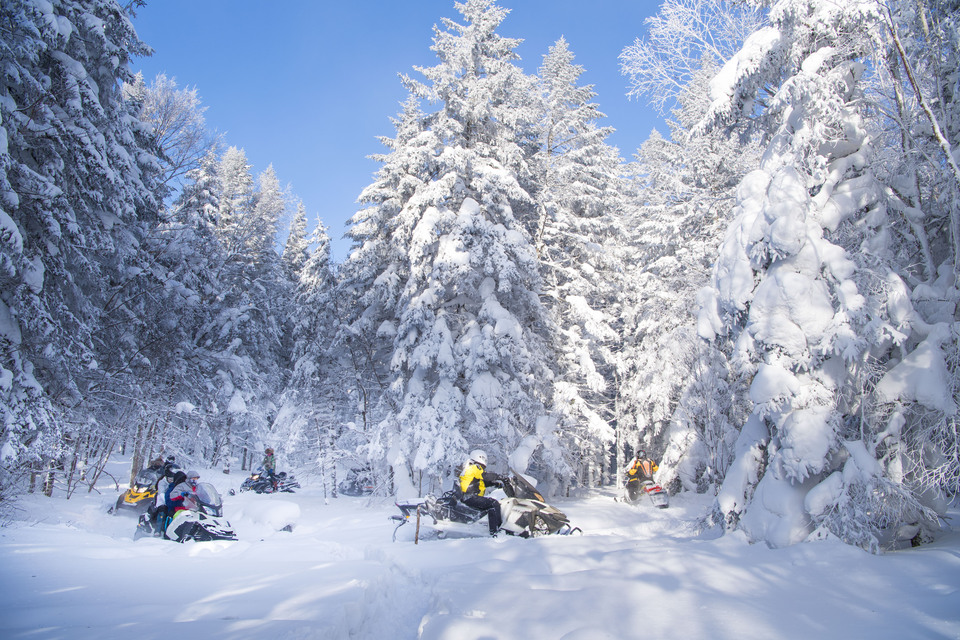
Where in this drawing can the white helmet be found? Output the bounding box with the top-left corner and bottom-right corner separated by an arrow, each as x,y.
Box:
469,449 -> 487,467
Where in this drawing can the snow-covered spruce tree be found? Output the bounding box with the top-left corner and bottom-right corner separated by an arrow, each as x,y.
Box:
617,0 -> 766,495
337,94 -> 430,454
105,70 -> 230,478
282,200 -> 310,278
135,149 -> 228,465
274,222 -> 348,494
617,56 -> 760,496
173,150 -> 292,472
534,37 -> 627,489
250,165 -> 286,266
696,0 -> 943,550
215,147 -> 256,254
353,0 -> 561,495
0,0 -> 163,496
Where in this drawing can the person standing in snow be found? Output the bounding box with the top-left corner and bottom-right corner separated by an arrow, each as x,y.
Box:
262,447 -> 278,489
458,449 -> 503,536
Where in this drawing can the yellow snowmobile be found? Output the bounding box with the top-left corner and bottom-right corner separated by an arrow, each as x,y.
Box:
111,466 -> 163,516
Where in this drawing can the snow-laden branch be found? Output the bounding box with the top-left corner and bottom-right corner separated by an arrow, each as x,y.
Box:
885,14 -> 960,192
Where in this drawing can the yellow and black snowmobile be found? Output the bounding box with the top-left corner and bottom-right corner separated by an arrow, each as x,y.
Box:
111,466 -> 164,516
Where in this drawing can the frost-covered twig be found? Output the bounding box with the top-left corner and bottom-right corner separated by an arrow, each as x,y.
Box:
886,20 -> 960,189
884,8 -> 960,272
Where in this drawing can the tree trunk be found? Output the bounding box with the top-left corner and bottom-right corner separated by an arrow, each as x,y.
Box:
42,458 -> 57,497
64,432 -> 81,498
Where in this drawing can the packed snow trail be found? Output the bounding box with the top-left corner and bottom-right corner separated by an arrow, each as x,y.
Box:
1,477 -> 958,640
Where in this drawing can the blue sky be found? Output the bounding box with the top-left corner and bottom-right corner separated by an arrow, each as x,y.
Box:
130,1 -> 664,261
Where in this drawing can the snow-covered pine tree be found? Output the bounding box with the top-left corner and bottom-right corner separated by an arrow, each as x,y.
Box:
250,166 -> 286,265
282,200 -> 310,278
107,69 -> 231,473
614,0 -> 768,496
618,55 -> 760,496
275,222 -> 347,493
534,37 -> 627,489
0,0 -> 162,495
171,150 -> 292,472
132,149 -> 229,464
354,0 -> 560,495
216,147 -> 256,258
337,95 -> 429,448
696,0 -> 946,550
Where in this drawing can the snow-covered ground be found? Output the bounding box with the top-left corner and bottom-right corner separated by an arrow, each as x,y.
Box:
2,459 -> 959,640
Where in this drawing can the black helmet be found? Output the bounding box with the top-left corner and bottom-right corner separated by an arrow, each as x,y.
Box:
637,449 -> 646,459
171,471 -> 187,487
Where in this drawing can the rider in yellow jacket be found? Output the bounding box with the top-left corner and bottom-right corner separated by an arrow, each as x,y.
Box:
459,449 -> 503,536
625,450 -> 658,502
627,451 -> 658,481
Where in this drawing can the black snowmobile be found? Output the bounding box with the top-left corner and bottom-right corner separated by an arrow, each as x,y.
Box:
338,467 -> 375,496
391,469 -> 580,541
235,468 -> 300,494
135,482 -> 237,542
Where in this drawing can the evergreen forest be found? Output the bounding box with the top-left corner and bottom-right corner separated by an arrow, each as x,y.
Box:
2,0 -> 959,552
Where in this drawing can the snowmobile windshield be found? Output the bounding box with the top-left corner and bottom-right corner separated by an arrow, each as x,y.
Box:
134,468 -> 161,488
195,482 -> 222,508
508,469 -> 546,501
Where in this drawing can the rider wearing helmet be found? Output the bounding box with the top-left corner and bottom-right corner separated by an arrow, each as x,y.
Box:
170,469 -> 201,514
149,463 -> 181,535
458,449 -> 503,536
162,455 -> 178,473
625,449 -> 659,501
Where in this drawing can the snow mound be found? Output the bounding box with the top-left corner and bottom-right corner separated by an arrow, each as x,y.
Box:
875,324 -> 957,415
232,497 -> 301,531
560,629 -> 618,640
